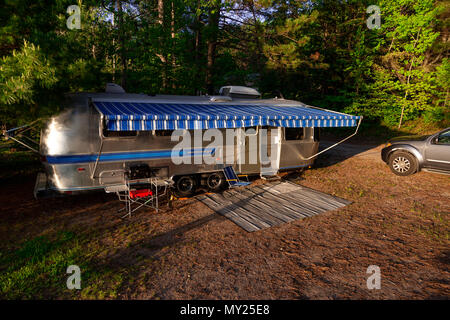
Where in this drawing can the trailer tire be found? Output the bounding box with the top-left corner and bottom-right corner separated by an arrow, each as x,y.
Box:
175,175 -> 197,197
206,172 -> 226,192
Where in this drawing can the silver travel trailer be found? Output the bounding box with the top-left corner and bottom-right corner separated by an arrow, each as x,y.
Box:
34,85 -> 362,197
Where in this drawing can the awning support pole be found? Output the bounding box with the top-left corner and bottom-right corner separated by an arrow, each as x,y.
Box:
91,139 -> 104,179
299,117 -> 363,161
91,108 -> 105,179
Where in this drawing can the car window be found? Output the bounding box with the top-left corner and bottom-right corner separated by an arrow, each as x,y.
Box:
437,129 -> 450,145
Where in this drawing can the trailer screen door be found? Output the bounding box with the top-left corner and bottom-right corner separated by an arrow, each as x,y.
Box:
259,127 -> 281,177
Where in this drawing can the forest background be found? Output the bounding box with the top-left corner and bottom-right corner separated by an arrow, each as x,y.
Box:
1,0 -> 449,133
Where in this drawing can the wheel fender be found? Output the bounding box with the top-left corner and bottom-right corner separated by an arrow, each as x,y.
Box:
388,145 -> 424,168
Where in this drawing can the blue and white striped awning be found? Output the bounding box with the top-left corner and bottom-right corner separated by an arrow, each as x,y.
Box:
93,101 -> 361,131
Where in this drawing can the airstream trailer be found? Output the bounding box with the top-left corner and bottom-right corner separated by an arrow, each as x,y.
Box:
34,86 -> 361,198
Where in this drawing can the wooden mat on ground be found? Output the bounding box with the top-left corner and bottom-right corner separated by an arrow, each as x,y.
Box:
197,181 -> 351,232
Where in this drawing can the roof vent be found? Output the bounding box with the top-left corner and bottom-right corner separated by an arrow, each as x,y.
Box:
105,83 -> 126,93
209,95 -> 233,102
219,86 -> 261,99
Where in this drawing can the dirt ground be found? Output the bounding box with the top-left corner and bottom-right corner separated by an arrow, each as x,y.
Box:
0,142 -> 449,299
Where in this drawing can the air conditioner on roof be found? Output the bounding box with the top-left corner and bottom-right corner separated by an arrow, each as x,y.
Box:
105,83 -> 126,93
219,86 -> 261,99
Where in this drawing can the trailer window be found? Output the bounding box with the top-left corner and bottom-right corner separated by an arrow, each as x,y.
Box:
102,119 -> 137,137
285,128 -> 304,140
137,130 -> 152,137
314,128 -> 320,142
103,129 -> 137,137
155,130 -> 174,137
244,126 -> 258,135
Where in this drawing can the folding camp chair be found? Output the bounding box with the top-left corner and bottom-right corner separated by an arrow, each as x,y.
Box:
106,181 -> 157,218
105,176 -> 174,218
222,166 -> 251,188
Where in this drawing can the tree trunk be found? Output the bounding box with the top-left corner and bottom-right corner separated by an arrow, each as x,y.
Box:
193,0 -> 201,95
112,9 -> 116,82
171,0 -> 176,90
157,0 -> 167,91
117,0 -> 127,90
205,5 -> 220,95
158,0 -> 164,25
398,30 -> 421,129
250,0 -> 264,77
444,89 -> 449,108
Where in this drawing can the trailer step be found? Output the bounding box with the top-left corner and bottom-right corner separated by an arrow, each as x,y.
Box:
197,181 -> 351,232
260,174 -> 281,181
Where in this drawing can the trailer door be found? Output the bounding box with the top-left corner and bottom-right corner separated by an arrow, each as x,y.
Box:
259,126 -> 281,177
237,127 -> 260,174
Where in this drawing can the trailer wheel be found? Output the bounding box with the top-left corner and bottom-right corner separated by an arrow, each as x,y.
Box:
175,175 -> 197,197
206,172 -> 225,192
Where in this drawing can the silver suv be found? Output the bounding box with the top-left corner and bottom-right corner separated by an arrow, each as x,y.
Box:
381,127 -> 450,176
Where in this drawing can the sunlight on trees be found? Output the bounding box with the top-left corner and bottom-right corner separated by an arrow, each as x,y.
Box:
0,0 -> 448,129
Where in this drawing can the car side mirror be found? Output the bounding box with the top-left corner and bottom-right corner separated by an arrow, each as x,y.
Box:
431,137 -> 439,144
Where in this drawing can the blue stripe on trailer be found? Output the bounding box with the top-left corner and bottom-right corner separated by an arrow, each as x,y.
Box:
92,101 -> 361,131
46,148 -> 215,164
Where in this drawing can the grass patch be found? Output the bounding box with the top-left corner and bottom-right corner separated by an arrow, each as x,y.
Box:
79,270 -> 125,299
416,211 -> 450,244
0,230 -> 131,299
0,231 -> 84,299
0,145 -> 41,180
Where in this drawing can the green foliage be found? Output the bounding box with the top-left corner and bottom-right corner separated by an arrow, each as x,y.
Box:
0,0 -> 447,129
0,148 -> 40,180
0,41 -> 57,105
368,0 -> 442,126
423,106 -> 448,124
263,11 -> 321,70
341,0 -> 446,126
436,58 -> 450,89
0,231 -> 81,299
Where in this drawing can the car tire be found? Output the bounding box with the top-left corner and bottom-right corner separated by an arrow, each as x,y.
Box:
388,151 -> 418,176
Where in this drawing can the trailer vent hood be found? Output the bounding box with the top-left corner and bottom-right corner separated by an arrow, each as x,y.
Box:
219,86 -> 261,99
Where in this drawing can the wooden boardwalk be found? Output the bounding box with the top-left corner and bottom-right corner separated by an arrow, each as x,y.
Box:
197,181 -> 351,232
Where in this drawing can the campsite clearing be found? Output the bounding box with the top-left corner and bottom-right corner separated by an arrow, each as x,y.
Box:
0,142 -> 448,299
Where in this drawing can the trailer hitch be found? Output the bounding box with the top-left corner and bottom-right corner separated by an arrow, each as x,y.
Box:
1,119 -> 43,153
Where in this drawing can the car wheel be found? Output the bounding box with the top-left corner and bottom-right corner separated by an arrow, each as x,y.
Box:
388,151 -> 418,176
175,175 -> 197,197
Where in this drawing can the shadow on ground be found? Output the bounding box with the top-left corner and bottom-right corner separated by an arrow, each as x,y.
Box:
314,140 -> 379,168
